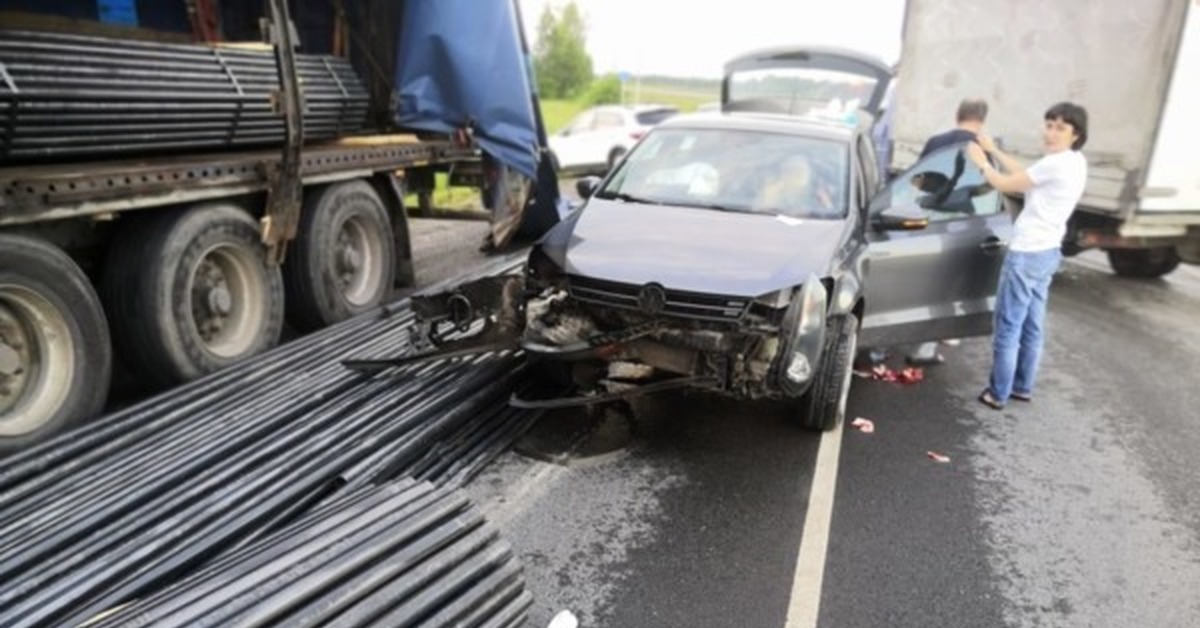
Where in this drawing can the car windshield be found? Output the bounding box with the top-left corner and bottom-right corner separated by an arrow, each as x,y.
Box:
598,127 -> 849,219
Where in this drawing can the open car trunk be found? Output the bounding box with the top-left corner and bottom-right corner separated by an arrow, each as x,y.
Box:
721,46 -> 893,120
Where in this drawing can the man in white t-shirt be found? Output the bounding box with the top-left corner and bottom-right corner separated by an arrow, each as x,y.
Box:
965,102 -> 1089,409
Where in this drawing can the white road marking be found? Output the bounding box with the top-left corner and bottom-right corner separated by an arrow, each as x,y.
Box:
785,418 -> 846,628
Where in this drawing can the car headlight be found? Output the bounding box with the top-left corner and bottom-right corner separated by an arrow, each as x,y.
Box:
795,276 -> 827,338
786,275 -> 827,385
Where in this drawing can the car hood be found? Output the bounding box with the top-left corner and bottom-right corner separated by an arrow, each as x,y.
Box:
540,197 -> 850,296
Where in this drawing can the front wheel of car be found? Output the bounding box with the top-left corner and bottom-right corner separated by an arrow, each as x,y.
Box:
795,314 -> 858,432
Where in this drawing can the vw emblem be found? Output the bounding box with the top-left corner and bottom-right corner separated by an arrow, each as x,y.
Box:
638,283 -> 667,316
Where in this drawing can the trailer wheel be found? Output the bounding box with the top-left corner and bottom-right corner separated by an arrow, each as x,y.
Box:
103,204 -> 284,389
796,314 -> 858,432
1107,247 -> 1180,279
0,234 -> 111,453
284,181 -> 395,332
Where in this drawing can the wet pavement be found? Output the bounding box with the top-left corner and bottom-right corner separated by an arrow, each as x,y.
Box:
466,254 -> 1200,627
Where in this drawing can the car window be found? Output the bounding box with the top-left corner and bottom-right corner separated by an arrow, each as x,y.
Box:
593,111 -> 625,129
599,127 -> 849,219
870,143 -> 999,221
635,109 -> 679,126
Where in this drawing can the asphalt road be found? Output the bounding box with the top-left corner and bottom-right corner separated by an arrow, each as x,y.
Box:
466,253 -> 1200,627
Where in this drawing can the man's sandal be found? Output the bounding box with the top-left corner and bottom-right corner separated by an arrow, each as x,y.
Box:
1010,392 -> 1032,402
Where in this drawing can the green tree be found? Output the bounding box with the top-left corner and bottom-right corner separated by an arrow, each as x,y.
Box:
533,2 -> 594,99
583,73 -> 622,106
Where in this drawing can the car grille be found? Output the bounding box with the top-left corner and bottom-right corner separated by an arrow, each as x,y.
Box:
567,275 -> 750,323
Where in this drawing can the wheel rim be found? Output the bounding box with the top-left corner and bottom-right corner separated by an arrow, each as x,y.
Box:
334,214 -> 385,307
0,285 -> 74,436
188,244 -> 265,359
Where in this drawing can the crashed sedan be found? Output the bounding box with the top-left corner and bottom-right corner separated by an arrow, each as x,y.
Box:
383,48 -> 1012,431
519,115 -> 868,430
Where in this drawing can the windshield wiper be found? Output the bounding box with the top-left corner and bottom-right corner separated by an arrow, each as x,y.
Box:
687,202 -> 750,213
595,191 -> 662,205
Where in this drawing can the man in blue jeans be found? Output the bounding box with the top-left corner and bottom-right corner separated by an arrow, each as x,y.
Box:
965,102 -> 1089,409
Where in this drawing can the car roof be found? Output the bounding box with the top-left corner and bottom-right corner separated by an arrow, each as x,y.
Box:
653,111 -> 855,143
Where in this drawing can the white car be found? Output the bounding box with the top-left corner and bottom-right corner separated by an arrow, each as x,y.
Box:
548,105 -> 678,175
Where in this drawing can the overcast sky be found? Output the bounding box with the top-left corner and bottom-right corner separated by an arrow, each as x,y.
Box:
516,0 -> 907,79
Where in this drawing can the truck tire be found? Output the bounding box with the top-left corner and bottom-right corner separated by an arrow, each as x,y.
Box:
0,234 -> 111,453
284,181 -> 395,332
796,314 -> 858,432
103,204 -> 284,389
1107,247 -> 1180,279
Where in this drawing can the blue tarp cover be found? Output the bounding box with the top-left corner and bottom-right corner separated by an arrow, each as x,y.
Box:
394,0 -> 540,179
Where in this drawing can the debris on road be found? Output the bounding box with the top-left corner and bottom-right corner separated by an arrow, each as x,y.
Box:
549,609 -> 580,628
851,417 -> 876,434
926,451 -> 952,464
90,481 -> 531,628
0,257 -> 538,628
855,365 -> 926,384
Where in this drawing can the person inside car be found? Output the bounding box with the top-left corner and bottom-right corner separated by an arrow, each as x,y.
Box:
753,154 -> 838,217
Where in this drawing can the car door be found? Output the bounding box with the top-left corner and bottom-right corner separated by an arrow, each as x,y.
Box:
859,143 -> 1011,347
551,110 -> 596,170
587,109 -> 627,168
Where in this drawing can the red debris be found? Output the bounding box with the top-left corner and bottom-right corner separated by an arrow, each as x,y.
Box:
926,451 -> 951,464
861,364 -> 925,384
897,367 -> 925,384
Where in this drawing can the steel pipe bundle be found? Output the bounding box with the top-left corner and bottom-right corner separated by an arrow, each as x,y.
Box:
0,29 -> 370,163
0,255 -> 538,628
90,480 -> 532,628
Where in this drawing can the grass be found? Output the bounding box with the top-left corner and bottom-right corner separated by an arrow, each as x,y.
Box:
540,82 -> 718,132
621,83 -> 716,113
402,172 -> 479,212
540,99 -> 588,134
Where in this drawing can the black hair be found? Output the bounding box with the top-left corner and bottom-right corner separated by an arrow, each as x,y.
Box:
1044,102 -> 1088,150
956,99 -> 988,123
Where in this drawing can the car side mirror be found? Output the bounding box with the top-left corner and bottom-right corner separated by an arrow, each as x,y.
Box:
872,205 -> 929,231
576,176 -> 602,199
